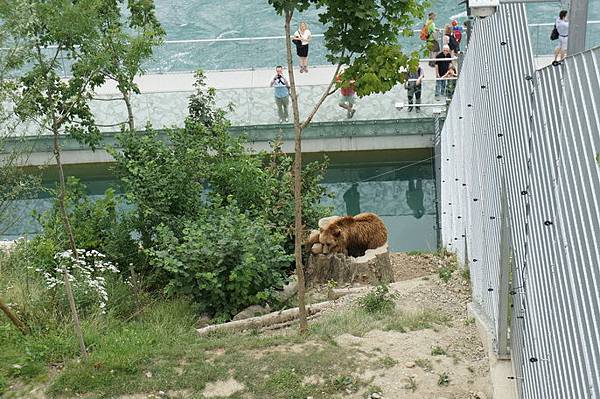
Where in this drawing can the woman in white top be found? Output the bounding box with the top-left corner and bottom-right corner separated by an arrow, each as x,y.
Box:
553,10 -> 569,66
292,22 -> 312,73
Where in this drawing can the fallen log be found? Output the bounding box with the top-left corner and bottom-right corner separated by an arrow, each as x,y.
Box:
197,299 -> 339,336
0,297 -> 29,335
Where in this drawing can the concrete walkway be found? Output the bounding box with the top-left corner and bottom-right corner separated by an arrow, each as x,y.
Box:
94,62 -> 443,94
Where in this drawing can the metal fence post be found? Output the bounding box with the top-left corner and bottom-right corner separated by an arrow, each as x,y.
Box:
497,176 -> 511,359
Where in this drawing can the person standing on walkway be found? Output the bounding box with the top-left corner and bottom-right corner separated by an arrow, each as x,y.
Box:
443,64 -> 458,98
553,10 -> 568,66
293,22 -> 312,73
270,65 -> 290,123
405,65 -> 424,112
435,45 -> 452,100
443,25 -> 459,56
420,12 -> 439,66
337,71 -> 356,119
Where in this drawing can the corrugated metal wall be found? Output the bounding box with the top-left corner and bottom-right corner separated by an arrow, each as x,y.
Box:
440,3 -> 600,398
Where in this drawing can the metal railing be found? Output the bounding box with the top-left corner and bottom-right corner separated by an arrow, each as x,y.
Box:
528,20 -> 600,56
7,20 -> 600,77
89,80 -> 449,132
440,3 -> 600,398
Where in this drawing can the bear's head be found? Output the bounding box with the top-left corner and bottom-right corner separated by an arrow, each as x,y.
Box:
319,225 -> 346,255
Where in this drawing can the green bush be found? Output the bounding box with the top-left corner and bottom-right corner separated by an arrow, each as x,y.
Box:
357,283 -> 398,314
27,177 -> 141,273
110,71 -> 330,316
147,201 -> 292,318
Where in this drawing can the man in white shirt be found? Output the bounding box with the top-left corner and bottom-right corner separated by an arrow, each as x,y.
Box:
553,10 -> 569,66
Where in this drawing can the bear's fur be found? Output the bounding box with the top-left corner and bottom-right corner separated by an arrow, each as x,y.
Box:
319,212 -> 387,257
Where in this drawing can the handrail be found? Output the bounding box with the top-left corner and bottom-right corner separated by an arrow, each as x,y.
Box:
3,20 -> 598,50
527,19 -> 599,27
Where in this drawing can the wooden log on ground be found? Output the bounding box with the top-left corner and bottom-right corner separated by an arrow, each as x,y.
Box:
197,300 -> 337,336
305,243 -> 394,287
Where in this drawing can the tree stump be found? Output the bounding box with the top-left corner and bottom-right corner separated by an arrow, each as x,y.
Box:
305,243 -> 394,287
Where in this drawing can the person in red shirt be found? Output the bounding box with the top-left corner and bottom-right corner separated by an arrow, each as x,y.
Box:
337,72 -> 356,119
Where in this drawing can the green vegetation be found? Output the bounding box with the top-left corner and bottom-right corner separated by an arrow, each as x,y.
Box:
383,309 -> 451,333
438,372 -> 451,387
380,356 -> 398,368
415,358 -> 433,372
461,266 -> 471,281
1,241 -> 455,398
431,346 -> 448,356
357,284 -> 399,314
438,266 -> 454,283
404,375 -> 418,392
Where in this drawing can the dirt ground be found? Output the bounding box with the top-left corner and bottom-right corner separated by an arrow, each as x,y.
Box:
203,252 -> 491,399
339,277 -> 489,398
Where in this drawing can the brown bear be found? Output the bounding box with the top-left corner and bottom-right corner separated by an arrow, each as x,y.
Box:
319,212 -> 387,257
305,216 -> 341,255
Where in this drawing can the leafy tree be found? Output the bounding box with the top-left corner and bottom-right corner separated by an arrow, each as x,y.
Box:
268,0 -> 426,332
82,0 -> 165,131
1,0 -> 162,360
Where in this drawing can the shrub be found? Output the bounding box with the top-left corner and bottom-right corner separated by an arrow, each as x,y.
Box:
357,283 -> 398,314
110,72 -> 330,315
147,200 -> 292,318
26,177 -> 141,274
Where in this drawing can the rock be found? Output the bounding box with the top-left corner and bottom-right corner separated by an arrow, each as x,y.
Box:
405,361 -> 416,368
370,393 -> 382,399
472,392 -> 487,399
232,305 -> 271,321
274,277 -> 298,302
195,315 -> 211,329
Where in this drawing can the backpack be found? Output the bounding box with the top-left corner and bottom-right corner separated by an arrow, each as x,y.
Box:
420,23 -> 430,41
453,29 -> 462,43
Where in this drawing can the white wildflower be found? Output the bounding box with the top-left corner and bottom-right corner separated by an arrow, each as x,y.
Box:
37,249 -> 119,313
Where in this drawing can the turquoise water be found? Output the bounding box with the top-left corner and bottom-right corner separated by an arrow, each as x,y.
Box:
147,0 -> 599,72
1,151 -> 438,253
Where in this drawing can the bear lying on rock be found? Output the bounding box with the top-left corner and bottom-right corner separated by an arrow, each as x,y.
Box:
309,213 -> 388,258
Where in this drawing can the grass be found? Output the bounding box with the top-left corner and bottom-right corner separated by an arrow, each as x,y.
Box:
403,375 -> 418,392
438,372 -> 451,386
438,252 -> 460,283
0,247 -> 459,399
310,306 -> 450,339
380,356 -> 398,368
414,358 -> 433,372
431,346 -> 447,356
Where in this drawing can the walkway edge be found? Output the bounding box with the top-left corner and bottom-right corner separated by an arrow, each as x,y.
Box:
467,302 -> 517,399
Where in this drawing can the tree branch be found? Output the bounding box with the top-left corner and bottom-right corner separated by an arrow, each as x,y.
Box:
300,57 -> 344,130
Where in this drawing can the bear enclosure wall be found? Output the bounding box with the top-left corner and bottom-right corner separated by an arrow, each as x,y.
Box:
439,3 -> 600,398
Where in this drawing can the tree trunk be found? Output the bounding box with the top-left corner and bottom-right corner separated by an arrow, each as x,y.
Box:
0,297 -> 29,335
52,126 -> 88,361
122,91 -> 135,131
305,244 -> 394,287
284,10 -> 308,334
